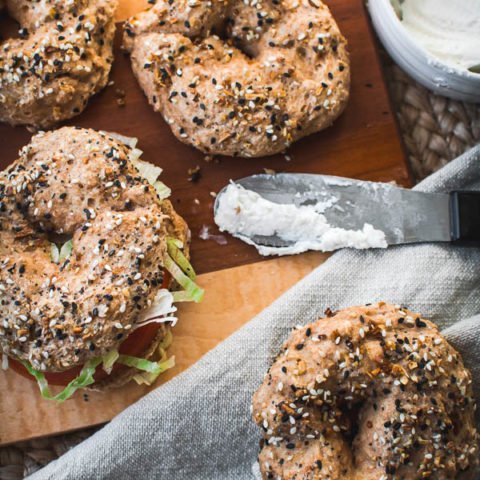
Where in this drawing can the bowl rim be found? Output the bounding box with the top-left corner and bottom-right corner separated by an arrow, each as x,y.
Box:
368,0 -> 480,102
386,0 -> 480,79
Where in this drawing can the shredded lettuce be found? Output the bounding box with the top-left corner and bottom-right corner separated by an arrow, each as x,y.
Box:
117,354 -> 174,375
131,157 -> 171,200
22,357 -> 102,403
50,239 -> 73,263
159,328 -> 173,351
164,237 -> 203,301
171,291 -> 196,303
164,252 -> 204,303
167,238 -> 196,280
153,180 -> 171,200
122,330 -> 174,386
102,349 -> 120,374
132,371 -> 159,386
116,355 -> 161,373
132,356 -> 175,386
132,158 -> 163,185
103,131 -> 138,149
129,148 -> 143,163
130,154 -> 172,201
50,243 -> 59,263
164,237 -> 204,303
59,239 -> 73,262
135,289 -> 178,329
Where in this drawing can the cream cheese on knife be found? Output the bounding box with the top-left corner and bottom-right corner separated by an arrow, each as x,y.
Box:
400,0 -> 480,71
214,183 -> 387,256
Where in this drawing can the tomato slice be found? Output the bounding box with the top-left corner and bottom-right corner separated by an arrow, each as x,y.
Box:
9,272 -> 171,386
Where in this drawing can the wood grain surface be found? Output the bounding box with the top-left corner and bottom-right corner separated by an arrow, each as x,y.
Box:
0,0 -> 410,445
0,0 -> 410,275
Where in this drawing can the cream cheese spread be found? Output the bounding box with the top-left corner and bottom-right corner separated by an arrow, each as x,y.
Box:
400,0 -> 480,71
214,183 -> 387,256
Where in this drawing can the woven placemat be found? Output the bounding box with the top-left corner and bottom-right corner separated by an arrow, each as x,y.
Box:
383,60 -> 480,182
1,55 -> 479,480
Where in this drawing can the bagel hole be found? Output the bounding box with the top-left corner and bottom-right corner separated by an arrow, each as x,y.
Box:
48,232 -> 75,264
325,396 -> 376,468
204,17 -> 259,60
211,32 -> 257,60
341,402 -> 362,448
48,232 -> 74,245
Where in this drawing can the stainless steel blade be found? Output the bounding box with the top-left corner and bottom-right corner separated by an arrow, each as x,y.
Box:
214,173 -> 451,247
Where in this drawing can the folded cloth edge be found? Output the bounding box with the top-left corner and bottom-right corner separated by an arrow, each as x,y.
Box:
27,145 -> 480,480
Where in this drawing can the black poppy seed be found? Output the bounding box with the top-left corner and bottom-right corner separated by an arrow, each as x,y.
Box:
415,317 -> 427,328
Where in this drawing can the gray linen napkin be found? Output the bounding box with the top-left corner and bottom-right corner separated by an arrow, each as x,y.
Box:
29,146 -> 480,480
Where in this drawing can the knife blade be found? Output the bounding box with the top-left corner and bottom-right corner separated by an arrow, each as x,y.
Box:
213,173 -> 480,251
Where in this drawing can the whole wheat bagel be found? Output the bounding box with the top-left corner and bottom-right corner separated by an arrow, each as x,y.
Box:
123,0 -> 350,157
253,303 -> 479,479
0,0 -> 117,129
0,127 -> 189,373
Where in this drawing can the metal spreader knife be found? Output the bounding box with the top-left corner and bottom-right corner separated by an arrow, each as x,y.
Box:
214,173 -> 480,249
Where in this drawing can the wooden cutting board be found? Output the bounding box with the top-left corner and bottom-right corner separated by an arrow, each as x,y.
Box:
0,0 -> 411,445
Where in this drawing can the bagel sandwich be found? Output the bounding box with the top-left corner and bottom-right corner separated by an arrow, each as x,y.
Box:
0,127 -> 203,401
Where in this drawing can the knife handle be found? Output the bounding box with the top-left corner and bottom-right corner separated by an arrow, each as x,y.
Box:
449,191 -> 480,244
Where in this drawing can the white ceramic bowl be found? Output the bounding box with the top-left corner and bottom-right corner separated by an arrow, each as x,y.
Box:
367,0 -> 480,103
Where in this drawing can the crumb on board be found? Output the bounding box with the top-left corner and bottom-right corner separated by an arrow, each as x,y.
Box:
187,165 -> 201,182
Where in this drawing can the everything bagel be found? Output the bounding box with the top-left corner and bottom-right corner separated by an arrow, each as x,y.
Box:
123,0 -> 350,157
0,0 -> 117,129
0,127 -> 191,385
253,303 -> 479,479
